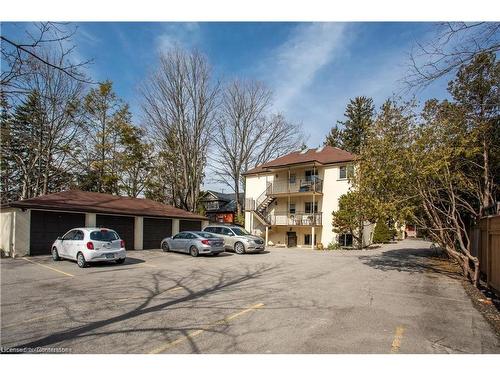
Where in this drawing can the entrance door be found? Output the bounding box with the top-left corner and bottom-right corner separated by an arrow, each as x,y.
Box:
287,231 -> 297,247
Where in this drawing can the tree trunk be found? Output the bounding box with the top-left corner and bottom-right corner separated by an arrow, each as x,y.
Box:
481,135 -> 491,217
235,178 -> 241,216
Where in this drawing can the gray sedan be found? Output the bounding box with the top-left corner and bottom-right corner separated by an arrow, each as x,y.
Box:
160,231 -> 225,257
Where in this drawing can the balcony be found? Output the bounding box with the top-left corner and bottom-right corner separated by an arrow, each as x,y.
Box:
204,202 -> 220,211
268,177 -> 323,196
268,211 -> 322,226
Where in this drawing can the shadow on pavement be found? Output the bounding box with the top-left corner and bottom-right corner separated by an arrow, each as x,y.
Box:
10,263 -> 284,353
359,246 -> 462,279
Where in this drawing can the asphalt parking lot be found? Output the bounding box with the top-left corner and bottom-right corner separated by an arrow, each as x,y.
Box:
1,239 -> 499,354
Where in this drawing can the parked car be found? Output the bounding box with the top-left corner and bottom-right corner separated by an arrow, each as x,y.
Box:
160,231 -> 225,257
51,227 -> 126,268
203,224 -> 265,254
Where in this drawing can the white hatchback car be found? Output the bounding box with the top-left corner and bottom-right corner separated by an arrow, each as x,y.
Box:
51,227 -> 126,268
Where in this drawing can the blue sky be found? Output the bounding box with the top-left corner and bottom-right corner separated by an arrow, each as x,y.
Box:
67,22 -> 450,141
3,22 -> 453,190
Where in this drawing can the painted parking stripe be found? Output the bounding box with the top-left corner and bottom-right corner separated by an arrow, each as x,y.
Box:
22,257 -> 74,277
390,326 -> 405,353
149,302 -> 265,354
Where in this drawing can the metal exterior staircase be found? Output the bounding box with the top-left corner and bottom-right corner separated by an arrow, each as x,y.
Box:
252,183 -> 275,225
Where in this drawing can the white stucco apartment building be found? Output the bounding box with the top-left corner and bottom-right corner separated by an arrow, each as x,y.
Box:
244,146 -> 368,248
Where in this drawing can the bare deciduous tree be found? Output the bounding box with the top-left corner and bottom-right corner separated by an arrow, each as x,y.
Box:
1,22 -> 92,97
211,80 -> 303,215
1,51 -> 85,201
405,22 -> 500,90
30,51 -> 85,196
142,48 -> 219,212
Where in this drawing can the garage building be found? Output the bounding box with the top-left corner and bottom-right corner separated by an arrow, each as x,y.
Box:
0,190 -> 208,257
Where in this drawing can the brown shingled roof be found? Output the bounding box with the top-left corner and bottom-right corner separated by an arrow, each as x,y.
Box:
4,190 -> 207,220
243,146 -> 356,175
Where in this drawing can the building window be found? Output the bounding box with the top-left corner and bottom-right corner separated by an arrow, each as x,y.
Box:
339,165 -> 354,179
305,202 -> 318,213
205,201 -> 219,210
338,233 -> 353,247
304,234 -> 315,245
305,170 -> 319,182
289,174 -> 296,184
289,203 -> 296,214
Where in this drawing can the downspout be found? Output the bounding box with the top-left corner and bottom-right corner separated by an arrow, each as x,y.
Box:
11,210 -> 15,257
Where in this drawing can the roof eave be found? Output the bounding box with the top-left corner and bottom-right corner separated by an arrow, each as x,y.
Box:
243,158 -> 357,176
7,202 -> 207,220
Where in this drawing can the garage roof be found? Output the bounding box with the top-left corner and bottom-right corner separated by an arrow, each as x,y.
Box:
3,190 -> 207,220
243,146 -> 356,175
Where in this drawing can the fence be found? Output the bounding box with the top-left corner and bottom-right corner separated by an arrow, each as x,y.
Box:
474,215 -> 500,294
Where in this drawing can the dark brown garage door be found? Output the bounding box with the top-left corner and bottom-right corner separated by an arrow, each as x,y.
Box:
96,214 -> 135,250
179,219 -> 202,232
143,217 -> 172,249
30,210 -> 85,255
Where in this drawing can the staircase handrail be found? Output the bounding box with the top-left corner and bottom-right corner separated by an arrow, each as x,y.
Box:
256,182 -> 272,208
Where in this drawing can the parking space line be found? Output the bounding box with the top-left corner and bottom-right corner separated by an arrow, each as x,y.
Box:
22,257 -> 74,277
390,326 -> 405,353
149,302 -> 265,354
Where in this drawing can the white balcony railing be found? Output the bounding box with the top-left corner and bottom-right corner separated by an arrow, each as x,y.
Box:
268,212 -> 322,226
269,177 -> 323,194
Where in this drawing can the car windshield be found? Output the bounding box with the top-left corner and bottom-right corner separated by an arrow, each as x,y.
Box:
90,230 -> 119,241
196,232 -> 218,239
231,227 -> 250,236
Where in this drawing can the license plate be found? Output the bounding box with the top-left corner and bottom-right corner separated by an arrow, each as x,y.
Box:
105,253 -> 114,259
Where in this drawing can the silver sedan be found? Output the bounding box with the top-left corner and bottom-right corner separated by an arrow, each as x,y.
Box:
160,231 -> 225,257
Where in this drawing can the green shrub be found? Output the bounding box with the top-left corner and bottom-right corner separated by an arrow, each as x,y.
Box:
327,241 -> 341,250
234,213 -> 245,226
373,220 -> 392,243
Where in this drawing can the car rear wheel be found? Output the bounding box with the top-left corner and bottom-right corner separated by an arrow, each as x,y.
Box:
115,258 -> 125,264
190,246 -> 199,257
234,242 -> 245,255
77,252 -> 88,268
161,242 -> 170,252
52,247 -> 60,261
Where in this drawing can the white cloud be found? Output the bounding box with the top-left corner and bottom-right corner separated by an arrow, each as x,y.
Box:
156,22 -> 201,53
262,23 -> 348,113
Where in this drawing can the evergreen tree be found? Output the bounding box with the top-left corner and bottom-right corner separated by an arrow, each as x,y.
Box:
338,96 -> 374,154
447,52 -> 499,215
332,191 -> 375,249
324,125 -> 344,148
0,91 -> 14,202
115,122 -> 153,197
78,81 -> 127,194
372,220 -> 392,244
2,90 -> 46,200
